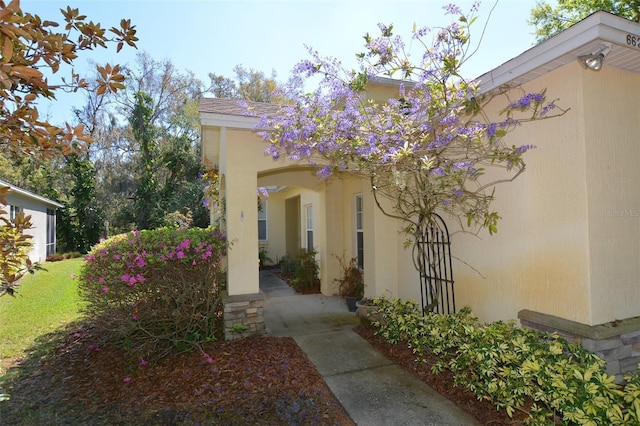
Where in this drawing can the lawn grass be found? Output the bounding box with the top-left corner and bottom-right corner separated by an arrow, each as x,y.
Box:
0,257 -> 84,374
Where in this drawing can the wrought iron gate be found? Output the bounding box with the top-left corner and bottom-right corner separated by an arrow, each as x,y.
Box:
414,213 -> 455,315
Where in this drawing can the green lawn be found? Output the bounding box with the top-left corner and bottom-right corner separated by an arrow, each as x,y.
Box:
0,257 -> 85,372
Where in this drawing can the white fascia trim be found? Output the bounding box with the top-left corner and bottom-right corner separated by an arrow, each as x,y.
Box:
0,179 -> 63,208
200,112 -> 261,130
477,12 -> 637,92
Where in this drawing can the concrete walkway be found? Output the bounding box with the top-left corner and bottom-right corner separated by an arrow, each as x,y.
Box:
260,270 -> 480,426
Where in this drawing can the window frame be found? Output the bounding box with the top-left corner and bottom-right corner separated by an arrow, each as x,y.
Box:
258,199 -> 268,241
9,205 -> 23,222
305,204 -> 313,251
354,194 -> 364,269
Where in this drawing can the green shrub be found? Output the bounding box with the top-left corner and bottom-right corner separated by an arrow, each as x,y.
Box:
0,211 -> 36,297
78,227 -> 227,359
259,246 -> 274,268
279,254 -> 297,274
370,297 -> 640,425
334,253 -> 364,298
291,248 -> 320,292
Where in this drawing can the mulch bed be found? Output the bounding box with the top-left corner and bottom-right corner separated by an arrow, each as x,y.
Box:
2,298 -> 534,425
0,324 -> 353,425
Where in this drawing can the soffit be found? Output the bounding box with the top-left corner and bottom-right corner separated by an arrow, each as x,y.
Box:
477,11 -> 640,92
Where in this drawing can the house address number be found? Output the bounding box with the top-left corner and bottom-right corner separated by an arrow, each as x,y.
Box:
627,34 -> 640,47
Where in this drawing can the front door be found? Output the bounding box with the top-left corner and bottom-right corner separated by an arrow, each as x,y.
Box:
285,196 -> 300,256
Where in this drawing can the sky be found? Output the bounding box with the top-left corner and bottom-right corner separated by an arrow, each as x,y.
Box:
22,0 -> 541,124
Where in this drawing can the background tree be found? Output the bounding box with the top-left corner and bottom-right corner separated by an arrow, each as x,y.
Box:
128,91 -> 160,230
105,53 -> 209,232
208,65 -> 282,103
259,5 -> 567,312
530,0 -> 640,42
57,153 -> 101,253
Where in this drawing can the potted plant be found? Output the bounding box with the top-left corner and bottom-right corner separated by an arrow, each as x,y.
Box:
334,254 -> 364,312
355,297 -> 378,324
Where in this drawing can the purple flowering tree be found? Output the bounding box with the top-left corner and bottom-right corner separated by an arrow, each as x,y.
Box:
257,4 -> 567,312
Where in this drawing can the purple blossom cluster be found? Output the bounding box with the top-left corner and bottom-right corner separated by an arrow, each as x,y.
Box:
509,93 -> 545,110
251,2 -> 561,235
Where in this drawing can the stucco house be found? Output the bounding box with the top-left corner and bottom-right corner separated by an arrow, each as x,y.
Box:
200,12 -> 640,377
0,179 -> 62,263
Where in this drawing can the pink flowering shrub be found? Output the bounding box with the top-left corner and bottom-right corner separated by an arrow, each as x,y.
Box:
78,227 -> 226,359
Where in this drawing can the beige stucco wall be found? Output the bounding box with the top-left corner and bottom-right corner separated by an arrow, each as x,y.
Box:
450,62 -> 591,324
449,61 -> 640,326
583,66 -> 640,324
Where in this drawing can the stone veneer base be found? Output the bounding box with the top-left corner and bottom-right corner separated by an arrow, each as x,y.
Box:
519,309 -> 640,382
222,291 -> 266,341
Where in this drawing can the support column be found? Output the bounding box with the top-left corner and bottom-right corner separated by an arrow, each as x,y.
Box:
223,131 -> 260,296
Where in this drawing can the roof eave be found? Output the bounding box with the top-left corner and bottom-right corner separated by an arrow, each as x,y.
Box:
200,112 -> 261,129
477,11 -> 640,92
0,179 -> 64,208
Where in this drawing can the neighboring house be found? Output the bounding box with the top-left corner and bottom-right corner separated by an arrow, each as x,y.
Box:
0,180 -> 62,263
201,11 -> 640,377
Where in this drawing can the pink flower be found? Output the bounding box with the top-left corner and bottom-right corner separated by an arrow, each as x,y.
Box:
121,274 -> 131,283
192,260 -> 197,266
87,344 -> 95,351
128,277 -> 136,286
132,313 -> 139,321
101,285 -> 109,293
123,376 -> 132,383
135,273 -> 145,283
140,359 -> 148,366
114,254 -> 121,260
98,276 -> 105,283
177,251 -> 185,259
71,274 -> 76,280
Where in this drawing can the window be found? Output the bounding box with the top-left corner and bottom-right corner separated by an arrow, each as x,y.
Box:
46,208 -> 56,256
258,200 -> 268,241
355,194 -> 364,269
305,204 -> 313,251
9,205 -> 23,222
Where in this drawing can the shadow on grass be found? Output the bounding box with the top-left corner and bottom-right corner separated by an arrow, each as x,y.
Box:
0,319 -> 248,426
0,320 -> 112,425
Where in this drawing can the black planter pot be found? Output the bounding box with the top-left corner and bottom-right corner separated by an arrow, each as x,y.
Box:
345,297 -> 359,312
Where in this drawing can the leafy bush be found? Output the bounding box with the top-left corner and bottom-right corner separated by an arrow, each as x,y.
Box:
279,254 -> 297,274
369,297 -> 640,425
0,211 -> 38,297
78,227 -> 227,359
334,253 -> 364,298
291,248 -> 320,292
259,246 -> 274,268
